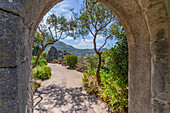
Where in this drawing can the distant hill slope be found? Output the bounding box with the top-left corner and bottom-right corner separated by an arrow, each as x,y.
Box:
45,41 -> 96,58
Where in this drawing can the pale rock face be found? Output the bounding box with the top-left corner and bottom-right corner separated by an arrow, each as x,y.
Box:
0,0 -> 169,113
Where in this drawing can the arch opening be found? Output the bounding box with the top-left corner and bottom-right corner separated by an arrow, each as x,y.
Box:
32,0 -> 128,112
0,0 -> 169,113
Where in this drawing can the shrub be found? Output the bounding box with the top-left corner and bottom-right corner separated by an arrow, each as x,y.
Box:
99,70 -> 128,112
82,69 -> 128,112
66,54 -> 77,68
38,58 -> 48,66
50,59 -> 58,63
32,65 -> 51,80
33,80 -> 41,94
82,69 -> 98,94
32,57 -> 37,66
32,58 -> 48,66
41,52 -> 47,58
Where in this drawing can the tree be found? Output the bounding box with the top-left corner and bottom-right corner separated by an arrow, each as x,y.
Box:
74,0 -> 118,85
33,14 -> 77,68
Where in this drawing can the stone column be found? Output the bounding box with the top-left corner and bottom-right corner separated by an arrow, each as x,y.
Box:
0,2 -> 33,113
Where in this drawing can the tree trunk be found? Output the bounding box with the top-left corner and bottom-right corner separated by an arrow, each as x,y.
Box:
96,53 -> 101,85
32,46 -> 46,68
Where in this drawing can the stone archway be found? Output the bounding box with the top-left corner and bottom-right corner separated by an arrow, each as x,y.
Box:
0,0 -> 169,113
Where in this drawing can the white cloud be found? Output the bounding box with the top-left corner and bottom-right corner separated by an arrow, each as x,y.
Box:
74,42 -> 93,49
82,38 -> 93,43
72,39 -> 93,49
65,36 -> 74,40
96,35 -> 105,41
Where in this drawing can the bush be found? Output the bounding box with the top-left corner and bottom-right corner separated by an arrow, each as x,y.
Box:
32,57 -> 37,66
99,70 -> 128,112
38,58 -> 48,66
50,59 -> 58,63
82,69 -> 98,94
33,80 -> 40,94
66,54 -> 77,68
82,69 -> 128,112
32,58 -> 47,66
33,65 -> 51,80
41,52 -> 47,58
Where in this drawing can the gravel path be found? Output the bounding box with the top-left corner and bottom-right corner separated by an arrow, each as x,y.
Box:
33,63 -> 109,113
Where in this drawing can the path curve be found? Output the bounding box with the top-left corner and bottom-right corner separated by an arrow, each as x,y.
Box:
33,63 -> 109,113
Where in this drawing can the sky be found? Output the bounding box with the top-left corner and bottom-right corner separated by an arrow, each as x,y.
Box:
42,0 -> 116,49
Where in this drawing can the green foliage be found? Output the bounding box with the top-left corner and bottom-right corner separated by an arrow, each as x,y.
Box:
32,45 -> 42,56
77,58 -> 87,72
32,58 -> 47,66
86,55 -> 98,70
38,58 -> 48,66
66,54 -> 78,68
32,65 -> 51,80
82,23 -> 128,112
102,31 -> 128,90
74,0 -> 116,37
41,52 -> 47,58
82,69 -> 98,94
71,0 -> 120,85
33,81 -> 40,94
99,70 -> 128,112
32,57 -> 36,66
33,13 -> 78,68
50,59 -> 58,63
82,69 -> 128,112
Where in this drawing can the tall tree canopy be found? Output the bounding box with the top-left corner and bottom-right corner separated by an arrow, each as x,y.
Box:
33,14 -> 77,68
73,0 -> 119,85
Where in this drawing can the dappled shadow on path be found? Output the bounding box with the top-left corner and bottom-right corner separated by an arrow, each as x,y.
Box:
34,84 -> 101,113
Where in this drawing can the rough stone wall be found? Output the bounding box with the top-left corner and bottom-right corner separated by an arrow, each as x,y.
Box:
0,0 -> 169,113
149,0 -> 170,112
0,9 -> 32,112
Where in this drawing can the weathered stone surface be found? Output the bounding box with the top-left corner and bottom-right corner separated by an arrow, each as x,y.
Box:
0,10 -> 29,68
0,60 -> 32,113
0,0 -> 24,15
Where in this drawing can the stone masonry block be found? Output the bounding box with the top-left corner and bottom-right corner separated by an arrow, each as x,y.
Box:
0,10 -> 29,68
0,0 -> 24,15
0,60 -> 32,113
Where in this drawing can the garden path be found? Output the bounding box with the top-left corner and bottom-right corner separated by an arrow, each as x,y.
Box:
33,63 -> 109,113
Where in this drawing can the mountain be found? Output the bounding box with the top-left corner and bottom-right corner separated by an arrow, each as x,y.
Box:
45,41 -> 96,58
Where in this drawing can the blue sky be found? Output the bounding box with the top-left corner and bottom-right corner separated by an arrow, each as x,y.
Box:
42,0 -> 116,49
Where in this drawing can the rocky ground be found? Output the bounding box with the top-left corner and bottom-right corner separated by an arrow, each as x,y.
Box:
33,63 -> 109,113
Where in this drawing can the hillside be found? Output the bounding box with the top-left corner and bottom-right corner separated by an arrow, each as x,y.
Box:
45,41 -> 96,58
